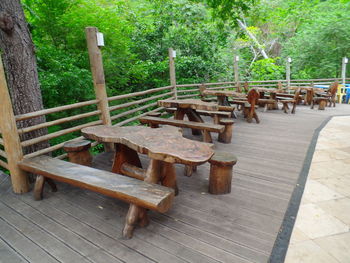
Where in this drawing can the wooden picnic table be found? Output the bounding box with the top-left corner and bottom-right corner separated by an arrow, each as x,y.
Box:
82,125 -> 213,238
201,89 -> 246,106
82,125 -> 213,192
288,86 -> 325,105
158,99 -> 222,142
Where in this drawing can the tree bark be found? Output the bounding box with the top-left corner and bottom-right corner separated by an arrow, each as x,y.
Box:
0,0 -> 49,158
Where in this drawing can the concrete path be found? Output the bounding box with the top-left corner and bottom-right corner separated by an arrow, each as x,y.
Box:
285,116 -> 350,263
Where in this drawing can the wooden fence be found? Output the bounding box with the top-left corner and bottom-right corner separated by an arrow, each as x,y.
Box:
0,26 -> 347,193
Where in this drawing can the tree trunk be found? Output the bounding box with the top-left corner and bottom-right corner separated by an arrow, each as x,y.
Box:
0,0 -> 49,158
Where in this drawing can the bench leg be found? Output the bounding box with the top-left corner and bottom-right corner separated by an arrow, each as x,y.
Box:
253,112 -> 260,124
283,103 -> 289,113
291,102 -> 297,114
218,123 -> 233,143
319,100 -> 326,110
34,175 -> 45,201
33,176 -> 58,201
123,204 -> 147,239
112,144 -> 142,174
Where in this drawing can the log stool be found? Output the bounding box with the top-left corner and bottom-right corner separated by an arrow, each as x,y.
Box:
63,140 -> 92,166
146,112 -> 162,128
218,119 -> 234,143
208,152 -> 237,194
146,111 -> 162,117
311,97 -> 328,110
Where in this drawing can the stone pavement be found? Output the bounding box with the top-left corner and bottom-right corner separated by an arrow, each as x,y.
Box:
285,116 -> 350,263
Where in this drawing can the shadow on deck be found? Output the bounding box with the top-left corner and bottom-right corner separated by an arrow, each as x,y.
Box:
1,104 -> 350,263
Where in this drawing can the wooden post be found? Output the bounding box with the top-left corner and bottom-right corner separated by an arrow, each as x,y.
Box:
286,57 -> 292,87
0,55 -> 29,193
85,27 -> 113,151
168,48 -> 177,99
342,57 -> 348,85
234,55 -> 241,91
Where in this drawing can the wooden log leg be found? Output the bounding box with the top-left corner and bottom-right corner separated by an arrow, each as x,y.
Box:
291,102 -> 297,114
186,110 -> 201,135
218,124 -> 233,143
137,208 -> 149,227
46,178 -> 57,192
160,161 -> 178,196
209,165 -> 233,195
123,204 -> 144,239
34,175 -> 45,201
174,109 -> 186,120
184,165 -> 193,177
310,100 -> 315,109
284,103 -> 290,114
243,107 -> 249,118
203,131 -> 213,143
253,112 -> 260,124
213,114 -> 220,124
319,100 -> 326,110
149,123 -> 159,128
112,144 -> 142,174
263,104 -> 268,112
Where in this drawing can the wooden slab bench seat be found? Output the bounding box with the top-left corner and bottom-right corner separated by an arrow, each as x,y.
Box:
18,155 -> 174,239
139,116 -> 225,143
257,98 -> 277,112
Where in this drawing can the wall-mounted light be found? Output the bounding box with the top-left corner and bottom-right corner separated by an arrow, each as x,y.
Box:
96,32 -> 104,47
172,50 -> 176,58
287,57 -> 292,63
343,57 -> 348,64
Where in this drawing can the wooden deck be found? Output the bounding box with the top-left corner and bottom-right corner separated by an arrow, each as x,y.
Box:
1,104 -> 350,263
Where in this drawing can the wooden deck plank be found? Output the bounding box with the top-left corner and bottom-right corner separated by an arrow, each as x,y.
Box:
0,236 -> 28,263
0,194 -> 123,263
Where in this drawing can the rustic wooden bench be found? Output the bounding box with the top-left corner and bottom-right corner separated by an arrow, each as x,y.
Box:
139,116 -> 225,143
18,155 -> 174,239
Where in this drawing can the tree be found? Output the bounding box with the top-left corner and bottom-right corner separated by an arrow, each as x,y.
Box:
0,0 -> 49,158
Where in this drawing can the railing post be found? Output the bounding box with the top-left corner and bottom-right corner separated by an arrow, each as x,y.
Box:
168,48 -> 177,99
286,57 -> 292,87
0,55 -> 29,193
234,55 -> 240,90
342,57 -> 348,85
85,27 -> 113,151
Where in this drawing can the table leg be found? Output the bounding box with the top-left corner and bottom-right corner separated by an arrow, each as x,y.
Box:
112,144 -> 142,174
186,109 -> 201,135
187,109 -> 213,143
160,161 -> 179,196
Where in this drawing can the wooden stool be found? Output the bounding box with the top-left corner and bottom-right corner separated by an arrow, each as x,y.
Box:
311,97 -> 328,110
63,140 -> 92,166
218,119 -> 234,143
146,111 -> 162,117
208,152 -> 237,194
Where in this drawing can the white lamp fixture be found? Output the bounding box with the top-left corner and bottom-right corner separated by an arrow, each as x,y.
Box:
343,57 -> 348,64
96,32 -> 104,47
287,57 -> 292,63
172,50 -> 176,58
235,56 -> 239,62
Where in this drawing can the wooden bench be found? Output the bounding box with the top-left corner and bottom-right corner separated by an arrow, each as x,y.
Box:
18,155 -> 174,239
139,116 -> 225,143
311,97 -> 328,110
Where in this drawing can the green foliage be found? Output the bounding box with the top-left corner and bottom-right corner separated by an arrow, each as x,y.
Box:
250,58 -> 284,80
282,0 -> 350,78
